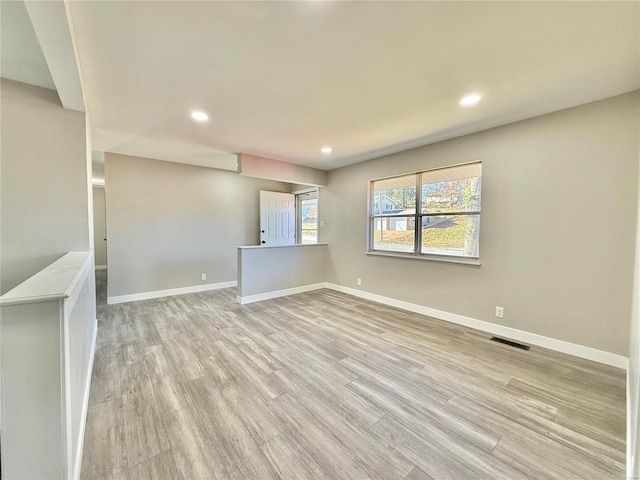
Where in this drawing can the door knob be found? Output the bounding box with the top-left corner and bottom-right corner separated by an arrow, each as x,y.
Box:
261,230 -> 265,233
261,241 -> 266,244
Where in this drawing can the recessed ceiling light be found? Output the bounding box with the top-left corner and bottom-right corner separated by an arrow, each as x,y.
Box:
190,111 -> 209,122
321,147 -> 332,154
459,94 -> 481,106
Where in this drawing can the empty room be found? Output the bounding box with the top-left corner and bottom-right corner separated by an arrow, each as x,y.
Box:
1,1 -> 639,479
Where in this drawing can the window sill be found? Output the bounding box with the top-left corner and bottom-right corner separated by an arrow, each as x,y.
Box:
366,250 -> 481,266
239,243 -> 327,250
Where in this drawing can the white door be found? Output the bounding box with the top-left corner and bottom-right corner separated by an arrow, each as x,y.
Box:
260,191 -> 295,246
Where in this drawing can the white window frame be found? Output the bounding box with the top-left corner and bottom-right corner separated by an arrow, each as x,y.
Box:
366,161 -> 482,265
294,187 -> 319,245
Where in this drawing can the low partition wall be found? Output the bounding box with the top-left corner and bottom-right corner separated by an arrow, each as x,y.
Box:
0,252 -> 97,480
237,243 -> 328,304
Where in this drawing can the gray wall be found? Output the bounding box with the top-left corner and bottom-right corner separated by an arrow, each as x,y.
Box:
92,187 -> 107,266
105,153 -> 291,298
238,244 -> 327,298
0,78 -> 91,294
322,91 -> 639,356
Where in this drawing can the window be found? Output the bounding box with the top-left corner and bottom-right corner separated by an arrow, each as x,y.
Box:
296,190 -> 318,244
369,162 -> 482,260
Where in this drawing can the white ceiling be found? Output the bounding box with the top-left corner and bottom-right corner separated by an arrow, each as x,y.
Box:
66,2 -> 639,171
1,0 -> 55,90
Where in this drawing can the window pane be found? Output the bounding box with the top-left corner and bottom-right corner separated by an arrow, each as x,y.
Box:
372,174 -> 416,215
301,229 -> 317,244
301,198 -> 318,244
421,214 -> 480,257
421,163 -> 482,214
372,217 -> 415,253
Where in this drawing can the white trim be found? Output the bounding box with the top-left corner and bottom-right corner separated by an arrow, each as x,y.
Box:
236,283 -> 326,305
95,265 -> 107,270
73,317 -> 97,480
238,243 -> 327,250
64,255 -> 93,320
24,1 -> 86,112
627,368 -> 632,478
325,283 -> 628,370
61,301 -> 72,479
107,281 -> 237,305
366,251 -> 481,266
292,187 -> 318,195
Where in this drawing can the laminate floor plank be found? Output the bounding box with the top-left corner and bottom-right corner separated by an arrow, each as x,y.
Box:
555,404 -> 627,452
369,415 -> 529,480
347,378 -> 500,453
283,366 -> 386,427
272,343 -> 358,387
89,345 -> 123,405
288,390 -> 415,480
506,376 -> 626,418
217,327 -> 285,374
404,466 -> 436,480
182,376 -> 281,480
220,385 -> 286,445
120,450 -> 180,480
445,394 -> 625,471
340,355 -> 453,405
493,430 -> 623,480
164,405 -> 230,479
81,398 -> 127,479
268,393 -> 386,480
261,431 -> 333,480
82,271 -> 626,480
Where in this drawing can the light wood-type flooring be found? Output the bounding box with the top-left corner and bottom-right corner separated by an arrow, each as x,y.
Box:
82,270 -> 626,479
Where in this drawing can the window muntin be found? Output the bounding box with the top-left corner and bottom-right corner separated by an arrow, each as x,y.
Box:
369,162 -> 482,259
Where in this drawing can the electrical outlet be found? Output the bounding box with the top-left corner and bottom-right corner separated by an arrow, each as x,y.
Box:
357,278 -> 362,286
319,220 -> 325,227
201,273 -> 207,281
495,306 -> 504,318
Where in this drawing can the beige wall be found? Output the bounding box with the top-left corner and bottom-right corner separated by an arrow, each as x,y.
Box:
322,91 -> 639,356
629,152 -> 640,477
92,187 -> 107,266
0,78 -> 91,294
105,153 -> 291,298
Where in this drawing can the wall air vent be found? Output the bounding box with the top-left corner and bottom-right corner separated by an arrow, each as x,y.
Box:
490,336 -> 531,351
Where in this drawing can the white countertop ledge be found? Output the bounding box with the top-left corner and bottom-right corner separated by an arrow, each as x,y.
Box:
238,243 -> 328,250
0,252 -> 93,306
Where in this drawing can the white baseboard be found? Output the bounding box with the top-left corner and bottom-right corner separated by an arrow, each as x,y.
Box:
325,283 -> 628,370
107,281 -> 237,305
73,317 -> 97,480
237,283 -> 326,305
95,265 -> 107,271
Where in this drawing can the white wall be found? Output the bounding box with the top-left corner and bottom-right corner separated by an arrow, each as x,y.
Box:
322,92 -> 639,356
0,78 -> 91,293
105,153 -> 292,299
